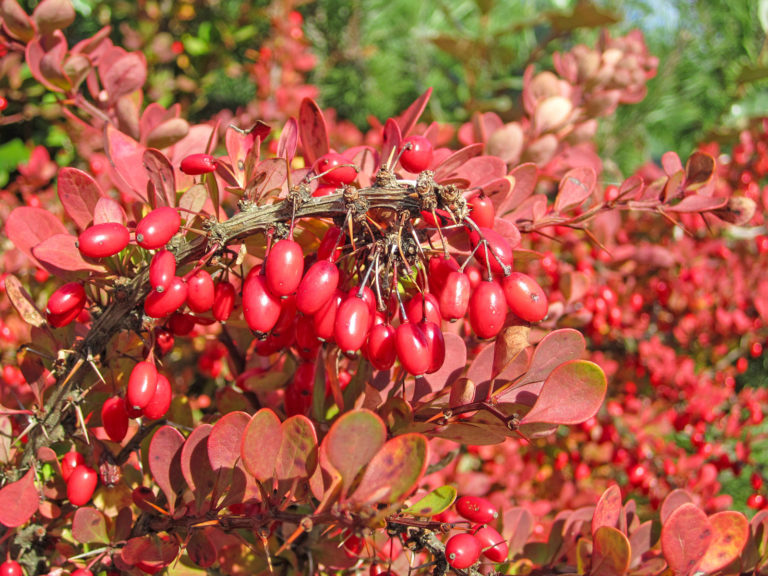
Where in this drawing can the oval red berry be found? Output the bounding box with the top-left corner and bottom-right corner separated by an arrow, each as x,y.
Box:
445,533 -> 482,570
296,259 -> 339,315
144,277 -> 188,318
67,464 -> 98,506
212,281 -> 237,322
502,272 -> 548,322
127,361 -> 158,411
61,451 -> 84,482
242,272 -> 281,334
77,222 -> 130,259
399,135 -> 433,173
135,206 -> 181,250
101,396 -> 129,443
265,238 -> 304,297
180,153 -> 217,175
149,250 -> 176,292
187,270 -> 215,313
315,152 -> 357,186
455,495 -> 498,524
473,524 -> 508,562
143,373 -> 172,420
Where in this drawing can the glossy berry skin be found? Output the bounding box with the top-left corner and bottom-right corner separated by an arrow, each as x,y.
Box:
285,363 -> 315,416
70,570 -> 93,576
212,281 -> 236,322
405,293 -> 441,325
149,250 -> 176,292
469,281 -> 508,339
46,282 -> 87,328
502,272 -> 548,322
61,451 -> 85,482
318,226 -> 345,263
168,312 -> 196,335
315,152 -> 357,186
135,206 -> 181,250
143,374 -> 172,420
67,464 -> 98,506
395,321 -> 431,376
101,396 -> 129,443
77,222 -> 130,259
180,153 -> 217,175
187,270 -> 215,313
334,296 -> 371,353
455,495 -> 498,524
439,271 -> 471,321
445,533 -> 482,570
266,239 -> 304,297
399,135 -> 433,173
155,327 -> 174,355
428,255 -> 459,298
242,273 -> 281,334
313,290 -> 344,342
473,524 -> 509,562
468,193 -> 495,229
127,361 -> 158,411
420,321 -> 446,374
366,323 -> 397,370
0,561 -> 22,576
468,227 -> 513,275
144,277 -> 188,318
295,314 -> 320,360
296,259 -> 339,315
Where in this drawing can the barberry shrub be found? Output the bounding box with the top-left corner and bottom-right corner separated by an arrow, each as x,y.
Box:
0,0 -> 764,574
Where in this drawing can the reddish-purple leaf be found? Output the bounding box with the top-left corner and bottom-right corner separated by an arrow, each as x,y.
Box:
504,507 -> 534,558
143,149 -> 176,208
592,485 -> 622,535
299,98 -> 329,166
0,467 -> 38,527
241,408 -> 282,483
72,507 -> 109,544
33,0 -> 75,36
518,328 -> 586,387
661,151 -> 683,177
498,163 -> 538,215
5,207 -> 68,267
591,526 -> 631,576
665,195 -> 727,213
106,125 -> 149,201
275,415 -> 317,486
120,535 -> 178,569
33,234 -> 105,276
209,411 -> 259,504
422,333 -> 467,397
450,156 -> 506,189
247,158 -> 287,201
148,425 -> 185,513
554,167 -> 596,214
186,527 -> 218,568
4,275 -> 45,328
348,433 -> 429,505
325,410 -> 386,497
57,167 -> 104,230
397,87 -> 432,137
101,51 -> 146,101
180,424 -> 215,497
660,489 -> 694,524
93,197 -> 127,225
661,503 -> 712,576
434,143 -> 484,183
684,152 -> 715,189
629,521 -> 656,567
521,360 -> 606,425
697,511 -> 749,574
225,124 -> 260,187
277,117 -> 299,165
381,118 -> 402,169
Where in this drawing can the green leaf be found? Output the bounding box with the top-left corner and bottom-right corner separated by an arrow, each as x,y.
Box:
591,526 -> 631,576
72,507 -> 109,545
401,485 -> 457,517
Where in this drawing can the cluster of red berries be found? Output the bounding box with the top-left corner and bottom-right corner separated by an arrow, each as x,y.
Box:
61,451 -> 98,507
442,496 -> 507,569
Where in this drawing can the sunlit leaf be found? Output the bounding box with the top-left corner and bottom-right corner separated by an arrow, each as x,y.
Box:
401,485 -> 457,517
148,426 -> 185,513
661,503 -> 712,576
325,409 -> 386,497
72,507 -> 109,545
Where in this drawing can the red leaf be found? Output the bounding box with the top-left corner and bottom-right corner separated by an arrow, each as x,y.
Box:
422,333 -> 467,396
397,87 -> 432,137
299,98 -> 329,167
72,507 -> 109,545
4,275 -> 45,328
520,360 -> 606,425
242,409 -> 282,483
684,152 -> 716,189
498,163 -> 538,215
661,503 -> 712,576
434,143 -> 484,183
93,197 -> 127,225
180,424 -> 215,498
143,149 -> 176,208
450,156 -> 507,189
277,117 -> 299,165
591,526 -> 631,576
554,167 -> 596,214
697,511 -> 749,574
33,234 -> 106,277
225,124 -> 260,187
660,489 -> 694,524
592,485 -> 622,535
665,194 -> 727,213
275,415 -> 317,487
661,151 -> 683,177
247,158 -> 288,201
480,177 -> 512,210
0,468 -> 38,527
101,51 -> 146,101
148,426 -> 185,513
106,125 -> 149,202
381,118 -> 402,169
57,167 -> 104,230
5,207 -> 68,267
209,411 -> 259,504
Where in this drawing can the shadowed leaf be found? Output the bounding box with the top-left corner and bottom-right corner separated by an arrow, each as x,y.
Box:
179,184 -> 207,216
325,409 -> 386,497
401,485 -> 457,517
593,485 -> 622,535
661,503 -> 712,576
72,507 -> 109,545
180,424 -> 215,502
34,234 -> 105,277
381,118 -> 402,169
434,144 -> 484,182
5,275 -> 45,327
57,167 -> 103,230
143,149 -> 176,207
697,511 -> 749,574
93,196 -> 127,225
504,507 -> 534,557
0,467 -> 38,527
275,415 -> 317,486
277,117 -> 299,165
629,521 -> 656,567
555,167 -> 596,214
493,325 -> 530,381
684,152 -> 715,189
242,408 -> 282,483
5,207 -> 68,267
665,195 -> 726,213
106,125 -> 149,201
148,426 -> 185,513
422,334 -> 467,398
299,98 -> 329,166
591,526 -> 631,576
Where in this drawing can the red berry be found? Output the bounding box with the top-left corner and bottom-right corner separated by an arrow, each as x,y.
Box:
144,277 -> 188,318
0,561 -> 22,576
212,281 -> 237,322
296,259 -> 339,315
71,568 -> 93,576
752,472 -> 763,491
399,135 -> 433,173
155,327 -> 175,355
266,239 -> 305,297
315,152 -> 357,186
77,222 -> 130,259
67,464 -> 98,506
455,496 -> 498,524
143,373 -> 172,420
395,321 -> 431,376
61,451 -> 84,482
135,206 -> 181,250
313,184 -> 337,197
313,289 -> 344,342
428,255 -> 459,297
101,396 -> 129,443
335,296 -> 371,353
405,293 -> 441,325
187,270 -> 215,313
420,320 -> 445,374
168,312 -> 196,335
473,524 -> 508,562
243,272 -> 281,334
502,272 -> 548,322
747,493 -> 766,510
439,270 -> 471,321
180,153 -> 217,175
468,193 -> 495,229
285,363 -> 315,416
365,322 -> 397,370
468,227 -> 513,275
149,250 -> 176,292
469,281 -> 508,339
46,282 -> 87,328
445,533 -> 482,569
0,97 -> 8,112
127,361 -> 158,411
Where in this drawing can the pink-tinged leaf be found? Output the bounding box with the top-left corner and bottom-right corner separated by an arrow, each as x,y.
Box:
504,507 -> 534,557
480,177 -> 512,209
72,507 -> 109,545
593,485 -> 623,535
422,334 -> 467,396
661,503 -> 712,576
275,415 -> 317,485
349,145 -> 379,188
241,409 -> 282,483
57,167 -> 104,230
299,98 -> 329,166
434,144 -> 484,183
451,156 -> 507,188
660,489 -> 694,524
661,151 -> 683,177
277,117 -> 299,165
32,0 -> 74,35
494,218 -> 522,249
0,468 -> 38,527
101,51 -> 146,101
148,426 -> 185,513
93,197 -> 127,226
591,526 -> 631,576
143,149 -> 176,207
349,433 -> 428,505
397,87 -> 432,137
26,32 -> 69,92
106,125 -> 149,201
33,234 -> 106,277
521,360 -> 606,425
179,183 -> 208,217
518,328 -> 586,387
0,0 -> 35,42
325,410 -> 386,497
629,521 -> 656,567
554,167 -> 596,214
225,124 -> 260,187
665,194 -> 727,213
246,157 -> 288,201
381,118 -> 402,169
180,424 -> 215,497
498,163 -> 538,215
5,207 -> 68,267
493,326 -> 530,381
4,275 -> 45,328
209,411 -> 250,470
697,511 -> 749,574
145,118 -> 189,150
139,103 -> 176,141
